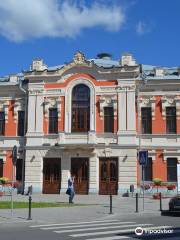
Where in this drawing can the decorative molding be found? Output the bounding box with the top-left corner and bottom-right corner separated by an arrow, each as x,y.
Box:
148,150 -> 156,161
44,97 -> 62,120
0,151 -> 6,162
13,99 -> 25,122
99,95 -> 117,120
139,96 -> 156,120
163,150 -> 180,162
73,51 -> 86,64
0,100 -> 9,123
161,95 -> 180,120
116,85 -> 136,91
29,89 -> 44,95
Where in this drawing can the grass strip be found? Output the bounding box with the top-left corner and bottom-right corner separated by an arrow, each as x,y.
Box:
0,201 -> 89,209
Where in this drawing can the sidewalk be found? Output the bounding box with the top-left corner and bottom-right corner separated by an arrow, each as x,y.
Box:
0,193 -> 171,224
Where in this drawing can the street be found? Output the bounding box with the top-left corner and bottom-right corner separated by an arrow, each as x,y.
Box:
0,212 -> 180,240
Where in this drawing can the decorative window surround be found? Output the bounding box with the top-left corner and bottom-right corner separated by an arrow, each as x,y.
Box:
163,150 -> 180,162
0,151 -> 6,163
99,95 -> 117,120
13,99 -> 25,122
139,96 -> 156,120
148,150 -> 156,161
65,78 -> 95,133
0,100 -> 9,123
44,97 -> 62,120
161,96 -> 180,120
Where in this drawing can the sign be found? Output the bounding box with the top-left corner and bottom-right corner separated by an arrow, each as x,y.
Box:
12,145 -> 17,166
178,164 -> 180,193
138,150 -> 148,165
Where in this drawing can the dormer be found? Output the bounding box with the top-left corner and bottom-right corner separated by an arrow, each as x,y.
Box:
120,53 -> 136,66
9,75 -> 18,83
31,58 -> 47,71
154,67 -> 164,77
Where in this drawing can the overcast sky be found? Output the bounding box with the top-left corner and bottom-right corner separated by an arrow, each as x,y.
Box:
0,0 -> 180,75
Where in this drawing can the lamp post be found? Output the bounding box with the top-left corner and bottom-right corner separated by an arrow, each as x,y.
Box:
11,145 -> 17,216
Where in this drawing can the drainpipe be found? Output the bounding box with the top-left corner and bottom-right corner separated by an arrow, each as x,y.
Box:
18,77 -> 28,194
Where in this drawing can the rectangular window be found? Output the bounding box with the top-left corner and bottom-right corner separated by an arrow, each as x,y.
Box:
104,107 -> 114,133
0,159 -> 3,178
141,107 -> 152,134
143,157 -> 152,181
166,107 -> 176,134
167,158 -> 177,182
0,112 -> 5,136
49,108 -> 58,134
17,111 -> 25,136
16,159 -> 23,181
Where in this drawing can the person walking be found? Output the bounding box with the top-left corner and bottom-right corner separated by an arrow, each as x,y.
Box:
68,173 -> 75,204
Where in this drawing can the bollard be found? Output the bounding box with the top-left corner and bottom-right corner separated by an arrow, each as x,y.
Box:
136,193 -> 139,213
27,195 -> 32,220
159,192 -> 162,211
109,194 -> 113,214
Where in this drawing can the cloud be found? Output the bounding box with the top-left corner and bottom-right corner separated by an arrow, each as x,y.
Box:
136,21 -> 151,35
0,0 -> 125,42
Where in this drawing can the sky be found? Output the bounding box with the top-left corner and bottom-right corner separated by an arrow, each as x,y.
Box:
0,0 -> 180,76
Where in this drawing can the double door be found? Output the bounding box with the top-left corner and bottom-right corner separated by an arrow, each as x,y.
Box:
71,158 -> 89,194
99,158 -> 118,195
43,158 -> 61,194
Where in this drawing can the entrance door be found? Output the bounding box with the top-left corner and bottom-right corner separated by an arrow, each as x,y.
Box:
99,158 -> 118,195
71,158 -> 89,194
43,158 -> 61,194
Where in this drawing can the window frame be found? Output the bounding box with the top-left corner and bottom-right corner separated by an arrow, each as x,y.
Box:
0,112 -> 5,136
166,107 -> 176,134
167,158 -> 177,182
48,108 -> 58,134
104,106 -> 114,133
141,107 -> 152,134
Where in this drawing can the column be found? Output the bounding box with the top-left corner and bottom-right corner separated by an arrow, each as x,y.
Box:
89,154 -> 99,194
61,152 -> 71,193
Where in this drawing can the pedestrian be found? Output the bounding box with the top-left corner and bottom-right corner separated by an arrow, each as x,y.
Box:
67,173 -> 75,204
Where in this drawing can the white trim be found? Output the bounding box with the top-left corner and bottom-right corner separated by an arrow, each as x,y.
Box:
65,78 -> 96,133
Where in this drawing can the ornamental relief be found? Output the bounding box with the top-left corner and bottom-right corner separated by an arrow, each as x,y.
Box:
139,96 -> 156,120
161,95 -> 180,119
44,97 -> 62,120
0,100 -> 9,122
13,99 -> 25,122
99,95 -> 117,120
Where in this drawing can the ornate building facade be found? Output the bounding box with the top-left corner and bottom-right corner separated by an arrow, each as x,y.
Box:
0,52 -> 180,194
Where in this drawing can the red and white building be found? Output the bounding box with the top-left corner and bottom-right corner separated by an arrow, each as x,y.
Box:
0,51 -> 180,194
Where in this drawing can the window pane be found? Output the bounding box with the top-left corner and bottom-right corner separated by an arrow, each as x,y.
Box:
0,112 -> 5,135
18,111 -> 25,136
49,108 -> 58,134
104,107 -> 114,133
141,108 -> 152,134
166,107 -> 176,134
167,158 -> 177,182
71,84 -> 90,132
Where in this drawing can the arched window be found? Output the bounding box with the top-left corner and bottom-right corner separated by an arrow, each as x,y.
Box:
72,84 -> 90,132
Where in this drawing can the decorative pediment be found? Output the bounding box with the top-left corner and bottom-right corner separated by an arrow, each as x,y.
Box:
161,95 -> 180,119
44,97 -> 62,120
13,99 -> 25,122
0,100 -> 9,122
139,96 -> 156,120
99,95 -> 117,120
73,51 -> 85,64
